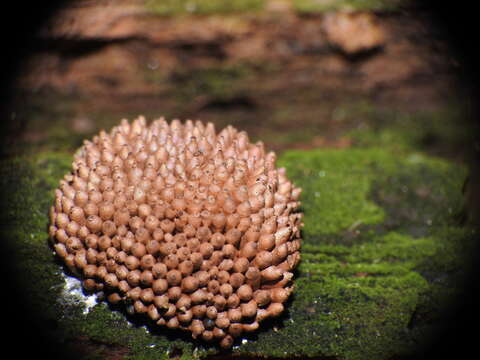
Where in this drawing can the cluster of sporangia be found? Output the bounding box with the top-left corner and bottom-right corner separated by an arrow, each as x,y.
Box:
49,116 -> 302,348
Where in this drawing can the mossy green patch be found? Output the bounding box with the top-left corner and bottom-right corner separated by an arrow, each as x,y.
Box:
6,93 -> 85,156
145,0 -> 405,16
0,147 -> 474,359
279,149 -> 389,235
145,0 -> 265,16
337,100 -> 477,159
168,64 -> 253,104
292,0 -> 406,13
0,153 -> 73,323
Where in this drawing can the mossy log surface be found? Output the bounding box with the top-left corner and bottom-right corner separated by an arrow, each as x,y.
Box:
145,0 -> 404,15
0,145 -> 474,360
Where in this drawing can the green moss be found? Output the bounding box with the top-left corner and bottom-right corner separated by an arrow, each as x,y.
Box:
279,148 -> 392,235
6,93 -> 83,156
145,0 -> 265,16
169,64 -> 253,103
268,148 -> 473,359
292,0 -> 406,13
0,146 -> 473,359
337,100 -> 477,158
145,0 -> 406,15
0,153 -> 73,323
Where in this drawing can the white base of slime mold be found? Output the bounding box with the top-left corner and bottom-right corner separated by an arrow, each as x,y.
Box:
60,272 -> 98,314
